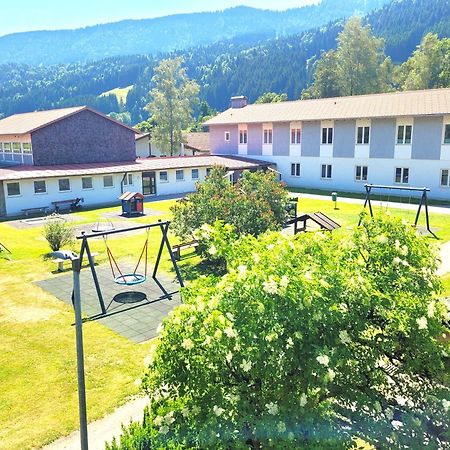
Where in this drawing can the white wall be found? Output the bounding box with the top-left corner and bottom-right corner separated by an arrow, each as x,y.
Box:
136,136 -> 196,158
243,155 -> 450,201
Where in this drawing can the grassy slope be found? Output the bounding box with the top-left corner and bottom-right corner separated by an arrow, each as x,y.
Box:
99,85 -> 133,104
0,197 -> 448,449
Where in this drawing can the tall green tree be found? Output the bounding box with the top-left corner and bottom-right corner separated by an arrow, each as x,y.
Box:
146,57 -> 199,155
255,92 -> 288,103
303,17 -> 392,98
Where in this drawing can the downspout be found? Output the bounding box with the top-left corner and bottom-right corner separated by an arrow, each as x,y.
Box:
120,173 -> 127,194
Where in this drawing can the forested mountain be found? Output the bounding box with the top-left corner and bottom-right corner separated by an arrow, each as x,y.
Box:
0,0 -> 449,123
0,1 -> 390,65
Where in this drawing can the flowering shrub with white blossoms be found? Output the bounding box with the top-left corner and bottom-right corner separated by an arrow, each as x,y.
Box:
108,214 -> 449,449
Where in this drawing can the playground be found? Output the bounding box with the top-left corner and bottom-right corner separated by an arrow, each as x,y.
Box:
0,193 -> 450,449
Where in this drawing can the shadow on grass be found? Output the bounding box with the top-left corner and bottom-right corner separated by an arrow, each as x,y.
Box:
176,253 -> 225,282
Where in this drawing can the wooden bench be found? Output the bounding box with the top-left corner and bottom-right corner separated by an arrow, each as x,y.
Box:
294,212 -> 341,234
172,240 -> 199,261
51,198 -> 83,213
22,206 -> 49,216
53,252 -> 99,272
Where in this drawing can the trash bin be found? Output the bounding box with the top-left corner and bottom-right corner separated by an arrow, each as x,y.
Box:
331,192 -> 337,202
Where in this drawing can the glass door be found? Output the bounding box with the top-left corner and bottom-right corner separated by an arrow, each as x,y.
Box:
142,171 -> 156,195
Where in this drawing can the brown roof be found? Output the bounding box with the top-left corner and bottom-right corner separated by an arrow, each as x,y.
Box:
184,132 -> 210,153
0,106 -> 139,135
0,155 -> 270,181
204,88 -> 450,125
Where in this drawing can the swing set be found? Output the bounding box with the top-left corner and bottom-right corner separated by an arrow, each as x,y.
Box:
358,183 -> 434,236
76,220 -> 184,317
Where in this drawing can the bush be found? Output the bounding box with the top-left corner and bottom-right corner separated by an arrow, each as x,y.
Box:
43,215 -> 74,251
170,166 -> 289,241
111,214 -> 449,449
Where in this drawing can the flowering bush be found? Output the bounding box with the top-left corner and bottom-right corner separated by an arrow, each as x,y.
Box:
109,214 -> 449,449
170,166 -> 289,241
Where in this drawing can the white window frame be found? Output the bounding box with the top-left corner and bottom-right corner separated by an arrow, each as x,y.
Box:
103,175 -> 114,188
123,173 -> 133,186
321,121 -> 334,145
6,181 -> 21,197
443,120 -> 450,145
224,131 -> 230,142
34,180 -> 47,194
355,165 -> 368,182
176,169 -> 185,181
263,125 -> 273,145
81,177 -> 93,190
238,124 -> 248,155
290,163 -> 301,177
396,120 -> 413,145
58,178 -> 71,192
191,168 -> 199,180
394,167 -> 409,184
159,171 -> 168,183
22,143 -> 32,154
321,164 -> 332,179
291,127 -> 301,145
440,169 -> 450,187
12,142 -> 21,154
356,119 -> 370,145
3,143 -> 12,154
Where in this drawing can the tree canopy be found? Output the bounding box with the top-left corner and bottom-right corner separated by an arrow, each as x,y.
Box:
255,92 -> 288,103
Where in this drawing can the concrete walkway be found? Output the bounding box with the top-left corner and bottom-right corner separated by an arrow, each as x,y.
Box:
43,396 -> 149,450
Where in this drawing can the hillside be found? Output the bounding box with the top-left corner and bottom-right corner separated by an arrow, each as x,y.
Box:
0,1 -> 389,65
0,0 -> 449,122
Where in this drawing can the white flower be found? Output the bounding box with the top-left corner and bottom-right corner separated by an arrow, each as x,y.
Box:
263,276 -> 278,295
191,405 -> 200,415
316,354 -> 329,366
266,402 -> 279,415
237,265 -> 247,280
442,399 -> 450,412
164,411 -> 175,425
181,407 -> 190,417
400,245 -> 409,256
376,235 -> 388,244
327,368 -> 336,382
277,421 -> 286,433
279,275 -> 289,289
159,425 -> 169,435
265,332 -> 278,343
153,415 -> 164,426
208,244 -> 217,255
214,329 -> 223,340
287,432 -> 295,441
204,335 -> 212,346
393,256 -> 402,265
226,312 -> 235,322
304,271 -> 313,280
299,393 -> 307,407
181,338 -> 194,350
213,405 -> 225,416
240,360 -> 252,372
253,253 -> 260,263
427,301 -> 436,318
267,244 -> 275,250
395,239 -> 401,250
416,316 -> 428,330
286,337 -> 294,349
224,327 -> 236,338
339,330 -> 351,345
225,352 -> 233,363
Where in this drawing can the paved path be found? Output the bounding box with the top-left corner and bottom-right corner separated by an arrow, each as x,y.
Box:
43,396 -> 149,450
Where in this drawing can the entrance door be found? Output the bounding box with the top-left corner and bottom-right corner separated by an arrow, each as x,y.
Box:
142,171 -> 156,195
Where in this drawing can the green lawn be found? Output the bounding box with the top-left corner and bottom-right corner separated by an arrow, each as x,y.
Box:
99,85 -> 133,104
0,196 -> 448,449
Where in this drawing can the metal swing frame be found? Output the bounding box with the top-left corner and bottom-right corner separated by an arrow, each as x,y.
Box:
76,220 -> 184,316
358,184 -> 434,235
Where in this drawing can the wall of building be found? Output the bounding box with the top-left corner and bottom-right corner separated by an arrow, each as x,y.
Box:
209,124 -> 238,155
31,109 -> 136,166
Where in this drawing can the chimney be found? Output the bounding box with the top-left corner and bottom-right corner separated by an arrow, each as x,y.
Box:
230,95 -> 248,109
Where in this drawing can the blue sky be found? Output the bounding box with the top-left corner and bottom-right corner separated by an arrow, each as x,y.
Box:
1,0 -> 318,36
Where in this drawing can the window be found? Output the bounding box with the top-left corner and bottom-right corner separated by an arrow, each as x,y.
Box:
224,131 -> 230,142
322,127 -> 333,144
239,129 -> 247,144
444,124 -> 450,144
206,168 -> 211,177
82,177 -> 93,189
12,142 -> 21,154
0,143 -> 3,153
355,165 -> 368,181
290,163 -> 301,177
6,182 -> 20,196
291,128 -> 301,144
103,175 -> 114,188
263,128 -> 273,144
176,169 -> 184,181
397,125 -> 412,144
159,171 -> 168,182
3,143 -> 11,153
357,126 -> 370,144
123,173 -> 133,186
58,178 -> 71,192
321,164 -> 332,179
395,167 -> 409,184
22,143 -> 32,154
441,169 -> 450,187
34,180 -> 47,194
191,168 -> 199,180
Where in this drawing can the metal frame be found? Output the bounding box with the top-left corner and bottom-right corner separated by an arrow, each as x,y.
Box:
358,184 -> 433,235
76,220 -> 184,318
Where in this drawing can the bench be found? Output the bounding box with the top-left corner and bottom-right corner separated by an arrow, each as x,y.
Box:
51,198 -> 83,213
52,252 -> 99,272
172,240 -> 199,261
22,206 -> 49,216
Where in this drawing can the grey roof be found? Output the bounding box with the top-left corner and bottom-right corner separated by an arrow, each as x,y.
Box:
204,88 -> 450,125
0,106 -> 139,135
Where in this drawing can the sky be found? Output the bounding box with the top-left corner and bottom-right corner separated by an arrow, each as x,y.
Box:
1,0 -> 318,36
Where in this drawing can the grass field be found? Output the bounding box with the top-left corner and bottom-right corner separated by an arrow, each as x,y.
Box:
0,196 -> 448,449
99,85 -> 133,104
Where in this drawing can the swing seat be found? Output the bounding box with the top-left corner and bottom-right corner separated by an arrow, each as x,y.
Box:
114,273 -> 146,286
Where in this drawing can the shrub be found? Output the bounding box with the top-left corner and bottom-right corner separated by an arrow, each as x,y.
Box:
170,166 -> 289,241
43,215 -> 74,251
111,214 -> 449,449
